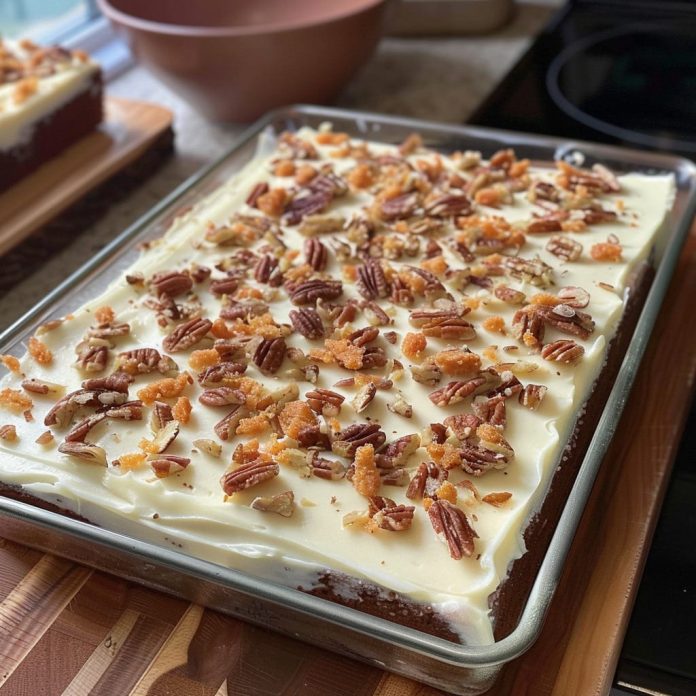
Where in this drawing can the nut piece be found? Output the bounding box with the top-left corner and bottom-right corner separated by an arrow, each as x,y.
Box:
304,238 -> 329,271
162,318 -> 213,353
64,413 -> 106,443
410,359 -> 442,386
427,499 -> 478,560
511,306 -> 545,349
351,382 -> 376,414
494,286 -> 526,305
198,361 -> 247,386
546,235 -> 583,262
149,419 -> 180,454
460,444 -> 508,476
387,392 -> 413,418
150,271 -> 193,297
251,490 -> 295,517
21,378 -> 65,395
214,405 -> 247,440
115,348 -> 178,375
541,339 -> 585,364
429,374 -> 496,407
557,285 -> 590,309
406,461 -> 447,500
332,422 -> 386,457
369,498 -> 416,532
253,337 -> 287,374
58,441 -> 107,466
518,384 -> 548,410
199,386 -> 246,407
289,307 -> 325,340
149,454 -> 190,478
0,424 -> 18,441
356,259 -> 389,300
305,388 -> 344,416
193,438 -> 222,457
220,460 -> 280,495
290,279 -> 343,305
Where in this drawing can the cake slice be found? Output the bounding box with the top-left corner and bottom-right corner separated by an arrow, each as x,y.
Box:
0,38 -> 102,192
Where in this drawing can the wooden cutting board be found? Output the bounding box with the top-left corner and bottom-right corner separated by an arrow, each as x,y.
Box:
0,97 -> 173,257
0,223 -> 694,696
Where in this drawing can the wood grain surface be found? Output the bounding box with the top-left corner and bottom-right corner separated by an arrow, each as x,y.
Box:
0,224 -> 694,696
0,97 -> 173,257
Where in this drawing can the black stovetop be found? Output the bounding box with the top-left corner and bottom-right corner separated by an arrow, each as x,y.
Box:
469,2 -> 696,694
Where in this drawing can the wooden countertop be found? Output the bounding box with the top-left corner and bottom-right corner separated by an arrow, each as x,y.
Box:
1,221 -> 694,696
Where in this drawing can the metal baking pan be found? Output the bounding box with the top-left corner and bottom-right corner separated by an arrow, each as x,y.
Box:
1,106 -> 695,695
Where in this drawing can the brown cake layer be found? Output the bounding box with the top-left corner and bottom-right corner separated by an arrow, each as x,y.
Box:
0,70 -> 103,193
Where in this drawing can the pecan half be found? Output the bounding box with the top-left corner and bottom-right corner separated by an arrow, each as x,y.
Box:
253,337 -> 286,374
254,253 -> 280,284
75,341 -> 109,373
210,276 -> 240,297
546,235 -> 582,262
429,373 -> 497,407
538,304 -> 595,339
356,259 -> 389,300
305,388 -> 344,416
88,322 -> 131,340
150,271 -> 192,297
304,238 -> 328,271
511,306 -> 545,349
220,460 -> 280,494
199,386 -> 246,407
150,454 -> 190,478
425,193 -> 472,217
428,499 -> 478,560
283,190 -> 333,226
103,400 -> 143,421
198,361 -> 247,386
290,279 -> 343,305
58,441 -> 107,466
541,339 -> 585,364
460,445 -> 507,476
557,285 -> 590,309
162,318 -> 212,353
251,490 -> 295,517
289,307 -> 325,340
82,372 -> 133,393
332,422 -> 386,457
380,192 -> 419,221
115,348 -> 178,375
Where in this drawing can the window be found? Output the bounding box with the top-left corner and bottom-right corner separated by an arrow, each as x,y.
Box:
1,0 -> 131,78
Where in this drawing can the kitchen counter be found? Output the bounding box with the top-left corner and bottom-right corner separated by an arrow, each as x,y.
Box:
7,3 -> 694,695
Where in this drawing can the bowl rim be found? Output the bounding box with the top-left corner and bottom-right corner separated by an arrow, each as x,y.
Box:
97,0 -> 386,37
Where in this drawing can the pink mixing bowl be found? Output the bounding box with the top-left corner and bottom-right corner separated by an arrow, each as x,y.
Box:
98,0 -> 387,122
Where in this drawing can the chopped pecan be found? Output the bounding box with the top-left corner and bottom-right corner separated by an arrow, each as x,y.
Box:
351,382 -> 376,414
75,341 -> 109,373
332,422 -> 386,457
197,361 -> 246,386
511,306 -> 545,349
428,499 -> 478,560
429,373 -> 497,407
102,400 -> 143,421
362,346 -> 388,369
220,459 -> 279,494
210,276 -> 241,296
214,405 -> 247,440
526,216 -> 563,234
193,438 -> 222,457
546,235 -> 583,262
246,181 -> 269,207
538,304 -> 595,340
148,419 -> 180,453
0,424 -> 18,441
362,301 -> 392,327
150,454 -> 190,478
347,326 -> 379,347
290,279 -> 343,305
82,372 -> 133,393
379,192 -> 419,221
254,253 -> 280,284
199,386 -> 246,407
541,339 -> 585,364
472,397 -> 506,427
372,500 -> 415,531
88,322 -> 131,340
494,286 -> 526,305
387,392 -> 412,418
21,378 -> 64,395
58,441 -> 107,466
487,371 -> 523,399
460,444 -> 508,476
505,255 -> 553,287
425,193 -> 473,217
251,490 -> 295,517
162,318 -> 212,353
299,214 -> 344,238
410,359 -> 442,386
253,337 -> 286,374
557,285 -> 590,309
150,271 -> 193,297
519,384 -> 547,410
377,434 -> 420,469
444,413 -> 482,441
289,307 -> 325,340
115,348 -> 178,375
304,238 -> 329,271
64,413 -> 106,443
356,259 -> 389,300
311,456 -> 346,480
305,387 -> 344,416
283,190 -> 333,226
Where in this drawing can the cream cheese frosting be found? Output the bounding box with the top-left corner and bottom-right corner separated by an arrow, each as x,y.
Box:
0,39 -> 99,150
0,127 -> 675,645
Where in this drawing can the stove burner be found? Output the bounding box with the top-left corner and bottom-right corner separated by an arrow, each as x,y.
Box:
546,22 -> 696,153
